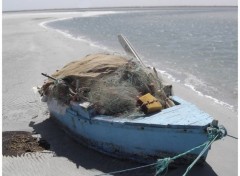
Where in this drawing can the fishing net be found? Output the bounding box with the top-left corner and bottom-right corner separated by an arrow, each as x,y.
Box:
41,53 -> 173,117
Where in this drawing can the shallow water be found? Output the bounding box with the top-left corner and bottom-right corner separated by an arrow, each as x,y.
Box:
45,7 -> 238,111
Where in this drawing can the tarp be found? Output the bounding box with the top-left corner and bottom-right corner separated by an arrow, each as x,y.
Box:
51,53 -> 128,79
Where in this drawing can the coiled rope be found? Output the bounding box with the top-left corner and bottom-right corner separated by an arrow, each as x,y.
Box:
95,125 -> 226,176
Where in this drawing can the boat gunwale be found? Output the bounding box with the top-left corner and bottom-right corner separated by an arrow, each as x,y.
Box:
65,108 -> 210,131
48,95 -> 213,130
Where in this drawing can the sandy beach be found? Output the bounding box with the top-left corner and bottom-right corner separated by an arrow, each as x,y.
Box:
2,11 -> 237,176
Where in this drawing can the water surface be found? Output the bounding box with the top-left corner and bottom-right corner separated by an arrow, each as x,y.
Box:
46,7 -> 238,111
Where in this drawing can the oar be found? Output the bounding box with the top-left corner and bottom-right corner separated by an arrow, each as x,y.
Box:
118,34 -> 146,68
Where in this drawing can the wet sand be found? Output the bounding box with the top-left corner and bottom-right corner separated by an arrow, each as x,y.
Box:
2,11 -> 237,176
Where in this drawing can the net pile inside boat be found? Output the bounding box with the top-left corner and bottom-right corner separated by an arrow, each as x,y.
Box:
40,53 -> 171,117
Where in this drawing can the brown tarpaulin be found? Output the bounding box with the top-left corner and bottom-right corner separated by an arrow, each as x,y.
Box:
51,53 -> 128,79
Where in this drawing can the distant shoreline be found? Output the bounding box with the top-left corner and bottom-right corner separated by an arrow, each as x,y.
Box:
3,5 -> 237,13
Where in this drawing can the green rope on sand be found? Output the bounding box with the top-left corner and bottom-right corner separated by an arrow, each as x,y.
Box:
155,125 -> 226,176
95,125 -> 226,176
155,142 -> 208,176
155,158 -> 172,176
182,134 -> 219,176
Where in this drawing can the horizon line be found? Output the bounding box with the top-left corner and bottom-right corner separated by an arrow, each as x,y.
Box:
3,5 -> 238,13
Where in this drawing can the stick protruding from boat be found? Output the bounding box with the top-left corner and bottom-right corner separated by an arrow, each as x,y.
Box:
41,73 -> 57,81
118,34 -> 146,68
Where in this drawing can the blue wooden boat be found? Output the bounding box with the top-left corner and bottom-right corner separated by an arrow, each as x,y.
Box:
40,35 -> 226,165
46,95 -> 218,164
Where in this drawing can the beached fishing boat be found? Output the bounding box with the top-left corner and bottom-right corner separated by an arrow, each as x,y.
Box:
38,35 -> 226,166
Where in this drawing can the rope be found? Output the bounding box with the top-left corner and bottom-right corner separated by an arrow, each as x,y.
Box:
182,134 -> 219,176
155,158 -> 171,176
155,125 -> 226,176
95,162 -> 157,176
95,125 -> 226,176
95,141 -> 209,176
227,134 -> 238,140
154,141 -> 209,176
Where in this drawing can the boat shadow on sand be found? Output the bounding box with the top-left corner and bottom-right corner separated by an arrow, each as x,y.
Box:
30,118 -> 218,176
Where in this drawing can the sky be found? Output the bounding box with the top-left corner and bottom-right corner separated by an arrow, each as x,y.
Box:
3,0 -> 238,11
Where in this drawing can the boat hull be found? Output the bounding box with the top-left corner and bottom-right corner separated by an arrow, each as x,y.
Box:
47,98 -> 210,164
